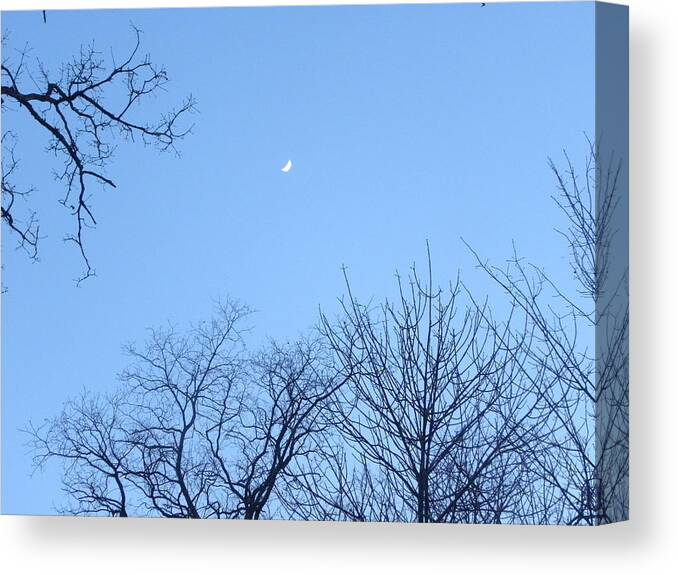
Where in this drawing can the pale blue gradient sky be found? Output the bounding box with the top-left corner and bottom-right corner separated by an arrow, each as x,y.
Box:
1,2 -> 595,515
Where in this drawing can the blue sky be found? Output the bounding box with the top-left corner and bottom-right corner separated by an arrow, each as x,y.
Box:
1,2 -> 595,515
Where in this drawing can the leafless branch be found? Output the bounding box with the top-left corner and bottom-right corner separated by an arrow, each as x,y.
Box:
1,25 -> 196,283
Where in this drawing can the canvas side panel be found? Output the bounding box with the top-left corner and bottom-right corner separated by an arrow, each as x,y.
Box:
595,1 -> 629,525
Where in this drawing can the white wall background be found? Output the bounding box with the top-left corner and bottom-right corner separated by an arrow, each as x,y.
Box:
0,0 -> 675,572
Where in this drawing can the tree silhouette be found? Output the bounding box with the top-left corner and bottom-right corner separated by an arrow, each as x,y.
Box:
281,253 -> 564,523
30,303 -> 350,520
1,25 -> 195,283
28,391 -> 132,517
29,302 -> 247,518
467,142 -> 628,524
205,338 -> 351,519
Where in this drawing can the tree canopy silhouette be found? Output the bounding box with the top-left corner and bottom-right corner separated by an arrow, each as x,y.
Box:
28,147 -> 627,524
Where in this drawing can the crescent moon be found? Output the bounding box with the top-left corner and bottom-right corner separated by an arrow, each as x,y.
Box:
281,159 -> 292,173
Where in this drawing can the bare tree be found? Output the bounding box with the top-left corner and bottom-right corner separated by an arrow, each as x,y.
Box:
28,390 -> 132,517
305,250 -> 552,523
29,302 -> 248,518
468,142 -> 628,524
120,302 -> 248,518
205,338 -> 349,519
549,140 -> 621,303
28,303 -> 350,520
1,25 -> 195,282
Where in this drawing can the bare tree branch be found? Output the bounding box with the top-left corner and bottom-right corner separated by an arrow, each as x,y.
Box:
1,25 -> 195,283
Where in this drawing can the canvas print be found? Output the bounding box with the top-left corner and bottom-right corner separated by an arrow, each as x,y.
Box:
1,2 -> 628,524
